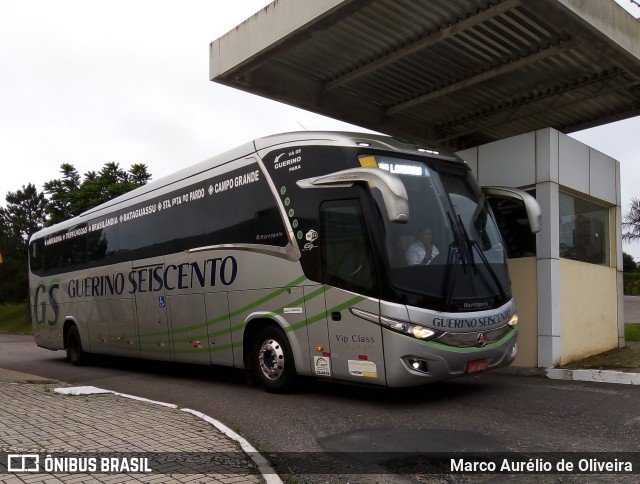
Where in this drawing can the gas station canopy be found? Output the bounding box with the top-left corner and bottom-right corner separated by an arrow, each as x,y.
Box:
210,0 -> 640,150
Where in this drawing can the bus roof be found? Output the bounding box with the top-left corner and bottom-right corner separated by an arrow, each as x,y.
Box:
31,131 -> 460,241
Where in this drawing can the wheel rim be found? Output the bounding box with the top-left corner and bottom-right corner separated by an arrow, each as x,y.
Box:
258,338 -> 285,381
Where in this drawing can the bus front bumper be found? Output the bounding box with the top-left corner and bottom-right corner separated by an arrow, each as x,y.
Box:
382,327 -> 518,387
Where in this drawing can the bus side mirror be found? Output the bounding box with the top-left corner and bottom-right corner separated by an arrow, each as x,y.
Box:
297,167 -> 409,223
482,186 -> 542,234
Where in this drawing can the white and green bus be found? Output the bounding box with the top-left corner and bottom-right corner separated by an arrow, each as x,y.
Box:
29,132 -> 540,392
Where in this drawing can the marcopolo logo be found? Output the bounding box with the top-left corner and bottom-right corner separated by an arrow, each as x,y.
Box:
461,300 -> 492,310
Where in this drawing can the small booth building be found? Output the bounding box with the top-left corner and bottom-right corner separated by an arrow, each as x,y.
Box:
210,0 -> 640,367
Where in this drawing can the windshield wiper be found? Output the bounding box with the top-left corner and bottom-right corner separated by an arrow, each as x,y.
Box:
443,211 -> 467,307
457,214 -> 506,300
457,214 -> 476,272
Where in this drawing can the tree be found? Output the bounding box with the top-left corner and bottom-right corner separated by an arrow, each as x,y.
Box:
3,184 -> 48,249
623,252 -> 637,273
44,162 -> 151,225
42,163 -> 81,225
0,162 -> 151,304
0,211 -> 23,303
622,197 -> 640,242
0,184 -> 47,303
84,162 -> 151,204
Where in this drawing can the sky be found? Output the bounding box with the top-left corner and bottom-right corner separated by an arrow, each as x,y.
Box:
1,0 -> 639,262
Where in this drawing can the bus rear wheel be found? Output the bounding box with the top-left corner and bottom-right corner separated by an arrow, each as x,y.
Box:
66,325 -> 86,366
252,326 -> 296,393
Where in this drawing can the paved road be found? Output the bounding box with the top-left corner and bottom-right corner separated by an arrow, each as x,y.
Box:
1,334 -> 639,483
624,295 -> 640,323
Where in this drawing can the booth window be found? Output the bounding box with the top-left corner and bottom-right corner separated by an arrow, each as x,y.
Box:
559,192 -> 609,266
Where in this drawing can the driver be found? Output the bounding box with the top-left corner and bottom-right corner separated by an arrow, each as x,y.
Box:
406,227 -> 439,265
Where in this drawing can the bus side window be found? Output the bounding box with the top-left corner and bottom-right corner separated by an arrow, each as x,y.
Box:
88,222 -> 119,265
30,240 -> 44,275
320,200 -> 377,296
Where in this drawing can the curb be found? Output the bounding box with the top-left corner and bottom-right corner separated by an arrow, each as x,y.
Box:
545,368 -> 640,385
492,366 -> 640,385
53,386 -> 283,483
182,409 -> 283,484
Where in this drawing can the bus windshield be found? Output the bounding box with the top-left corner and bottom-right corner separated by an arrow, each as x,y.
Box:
368,155 -> 509,310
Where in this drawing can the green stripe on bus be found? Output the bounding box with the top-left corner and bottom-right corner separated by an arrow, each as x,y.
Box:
106,287 -> 369,354
206,287 -> 365,337
134,274 -> 307,340
167,284 -> 326,343
206,285 -> 329,339
142,291 -> 367,351
212,274 -> 309,324
285,294 -> 367,332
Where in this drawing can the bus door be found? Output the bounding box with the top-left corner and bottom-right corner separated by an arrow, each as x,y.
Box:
168,292 -> 210,365
161,250 -> 231,366
205,292 -> 233,367
96,296 -> 138,358
132,259 -> 171,360
319,199 -> 387,385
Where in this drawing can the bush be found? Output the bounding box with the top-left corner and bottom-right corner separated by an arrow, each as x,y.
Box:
624,273 -> 640,295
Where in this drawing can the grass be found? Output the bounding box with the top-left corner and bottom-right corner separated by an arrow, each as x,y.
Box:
0,302 -> 32,334
625,323 -> 640,342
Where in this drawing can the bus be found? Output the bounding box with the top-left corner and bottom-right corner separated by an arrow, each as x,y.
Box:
28,132 -> 541,392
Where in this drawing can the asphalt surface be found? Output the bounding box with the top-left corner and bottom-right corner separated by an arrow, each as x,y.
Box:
1,296 -> 639,483
624,295 -> 640,323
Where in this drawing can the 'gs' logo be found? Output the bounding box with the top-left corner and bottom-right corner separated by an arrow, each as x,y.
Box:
33,283 -> 60,326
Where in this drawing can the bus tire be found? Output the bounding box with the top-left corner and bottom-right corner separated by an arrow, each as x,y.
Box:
251,325 -> 296,393
65,325 -> 86,366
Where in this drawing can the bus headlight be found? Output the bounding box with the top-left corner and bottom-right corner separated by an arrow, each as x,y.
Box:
410,325 -> 435,339
348,308 -> 441,341
384,318 -> 438,340
380,316 -> 440,340
507,313 -> 519,327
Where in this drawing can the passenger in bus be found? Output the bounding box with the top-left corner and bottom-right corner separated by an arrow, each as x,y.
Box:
406,226 -> 440,265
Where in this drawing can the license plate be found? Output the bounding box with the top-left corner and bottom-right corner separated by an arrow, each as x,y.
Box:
467,359 -> 488,374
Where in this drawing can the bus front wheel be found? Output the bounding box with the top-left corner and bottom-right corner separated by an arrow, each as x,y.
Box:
251,326 -> 296,393
66,325 -> 86,366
